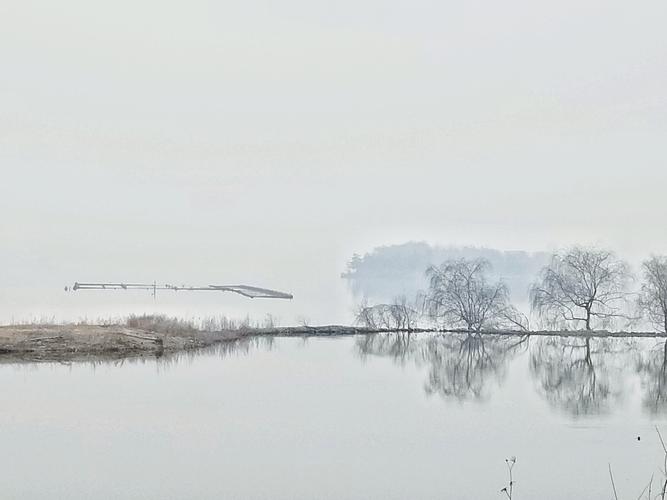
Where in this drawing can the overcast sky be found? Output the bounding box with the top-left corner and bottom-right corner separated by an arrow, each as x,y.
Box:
1,0 -> 666,321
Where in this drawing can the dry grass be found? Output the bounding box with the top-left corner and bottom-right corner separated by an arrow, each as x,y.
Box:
125,314 -> 200,334
6,313 -> 278,332
125,313 -> 277,333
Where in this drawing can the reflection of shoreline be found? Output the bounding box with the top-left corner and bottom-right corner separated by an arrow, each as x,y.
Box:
0,334 -> 275,372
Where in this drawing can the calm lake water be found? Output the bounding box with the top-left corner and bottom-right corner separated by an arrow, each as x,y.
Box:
2,333 -> 667,499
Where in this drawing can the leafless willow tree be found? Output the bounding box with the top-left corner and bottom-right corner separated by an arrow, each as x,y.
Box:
425,258 -> 526,332
638,256 -> 667,334
356,295 -> 419,330
530,247 -> 631,331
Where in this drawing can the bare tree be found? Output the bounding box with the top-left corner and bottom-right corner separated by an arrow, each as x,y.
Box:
425,258 -> 519,332
500,306 -> 530,333
530,247 -> 631,331
356,298 -> 380,329
356,296 -> 419,331
639,256 -> 667,334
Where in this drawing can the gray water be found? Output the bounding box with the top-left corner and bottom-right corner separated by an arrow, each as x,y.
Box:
2,334 -> 667,499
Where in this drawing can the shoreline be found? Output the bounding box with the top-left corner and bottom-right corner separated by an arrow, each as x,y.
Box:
0,323 -> 665,364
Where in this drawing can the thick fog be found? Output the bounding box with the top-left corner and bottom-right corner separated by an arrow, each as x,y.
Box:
1,0 -> 666,323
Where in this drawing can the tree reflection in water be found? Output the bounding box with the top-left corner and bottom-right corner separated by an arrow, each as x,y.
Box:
420,334 -> 528,401
130,331 -> 667,415
357,332 -> 528,401
635,341 -> 667,414
212,334 -> 667,416
356,332 -> 416,366
529,337 -> 630,416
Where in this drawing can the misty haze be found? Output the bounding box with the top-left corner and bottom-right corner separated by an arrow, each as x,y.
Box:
2,0 -> 667,498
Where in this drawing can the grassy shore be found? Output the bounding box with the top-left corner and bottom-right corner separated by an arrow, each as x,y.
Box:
0,315 -> 664,363
0,315 -> 385,363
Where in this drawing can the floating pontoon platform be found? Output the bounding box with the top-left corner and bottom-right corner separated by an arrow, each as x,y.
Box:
69,282 -> 293,299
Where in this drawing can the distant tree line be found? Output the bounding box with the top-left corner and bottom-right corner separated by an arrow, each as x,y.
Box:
357,247 -> 667,335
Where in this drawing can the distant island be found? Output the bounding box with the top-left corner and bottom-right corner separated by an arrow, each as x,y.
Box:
341,242 -> 549,303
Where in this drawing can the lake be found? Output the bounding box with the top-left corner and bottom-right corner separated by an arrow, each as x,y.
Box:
2,333 -> 666,499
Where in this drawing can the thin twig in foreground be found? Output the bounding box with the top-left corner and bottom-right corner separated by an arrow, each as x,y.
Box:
609,463 -> 619,500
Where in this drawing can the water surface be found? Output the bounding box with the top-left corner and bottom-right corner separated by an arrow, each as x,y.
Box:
2,334 -> 666,499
